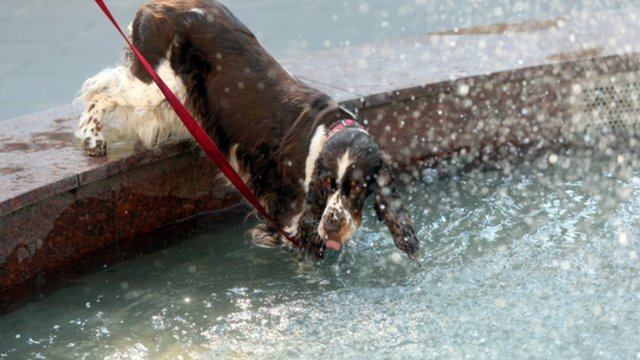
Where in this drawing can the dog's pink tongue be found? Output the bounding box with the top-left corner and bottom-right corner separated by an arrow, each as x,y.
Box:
325,239 -> 342,251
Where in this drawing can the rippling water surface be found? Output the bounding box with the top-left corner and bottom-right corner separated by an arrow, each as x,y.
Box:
1,151 -> 640,359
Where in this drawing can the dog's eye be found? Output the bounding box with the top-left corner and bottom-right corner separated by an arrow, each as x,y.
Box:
350,179 -> 363,194
324,176 -> 334,189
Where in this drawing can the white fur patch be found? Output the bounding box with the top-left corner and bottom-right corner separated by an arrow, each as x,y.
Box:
82,131 -> 105,149
318,190 -> 355,240
304,125 -> 327,192
284,213 -> 302,237
190,8 -> 206,16
336,151 -> 352,184
316,149 -> 357,240
228,143 -> 252,184
75,51 -> 191,151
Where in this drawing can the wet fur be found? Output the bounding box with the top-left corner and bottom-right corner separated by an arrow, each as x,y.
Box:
75,0 -> 419,259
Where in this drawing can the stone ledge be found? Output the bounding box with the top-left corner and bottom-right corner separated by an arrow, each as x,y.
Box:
4,7 -> 640,218
2,8 -> 640,310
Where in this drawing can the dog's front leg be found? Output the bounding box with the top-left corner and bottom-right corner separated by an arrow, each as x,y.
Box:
296,185 -> 327,259
297,209 -> 326,258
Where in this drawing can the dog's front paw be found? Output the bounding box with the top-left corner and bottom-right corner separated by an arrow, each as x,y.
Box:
81,137 -> 107,157
304,239 -> 325,259
248,224 -> 281,248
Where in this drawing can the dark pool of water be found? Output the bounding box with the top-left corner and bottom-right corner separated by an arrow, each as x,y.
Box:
1,150 -> 639,359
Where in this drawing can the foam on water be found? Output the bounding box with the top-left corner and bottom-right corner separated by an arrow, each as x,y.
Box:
1,150 -> 639,359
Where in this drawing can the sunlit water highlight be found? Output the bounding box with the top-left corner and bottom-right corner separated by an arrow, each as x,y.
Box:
1,150 -> 639,359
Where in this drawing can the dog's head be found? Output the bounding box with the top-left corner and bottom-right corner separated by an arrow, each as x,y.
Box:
308,121 -> 419,259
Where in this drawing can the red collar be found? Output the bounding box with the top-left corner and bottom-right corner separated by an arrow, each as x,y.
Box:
327,119 -> 368,139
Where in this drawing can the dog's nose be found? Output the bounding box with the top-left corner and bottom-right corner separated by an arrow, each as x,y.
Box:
323,211 -> 343,235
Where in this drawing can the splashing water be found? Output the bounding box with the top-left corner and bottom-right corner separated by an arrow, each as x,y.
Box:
1,149 -> 639,359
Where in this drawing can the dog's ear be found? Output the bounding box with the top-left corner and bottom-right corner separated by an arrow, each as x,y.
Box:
374,157 -> 419,260
297,179 -> 328,258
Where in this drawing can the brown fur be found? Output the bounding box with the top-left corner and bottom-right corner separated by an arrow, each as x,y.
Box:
85,0 -> 419,259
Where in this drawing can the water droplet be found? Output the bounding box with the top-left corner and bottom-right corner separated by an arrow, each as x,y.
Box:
619,232 -> 629,246
592,304 -> 603,316
389,252 -> 403,264
571,84 -> 583,94
457,83 -> 470,97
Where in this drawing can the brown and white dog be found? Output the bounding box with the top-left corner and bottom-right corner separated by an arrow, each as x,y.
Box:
76,0 -> 419,259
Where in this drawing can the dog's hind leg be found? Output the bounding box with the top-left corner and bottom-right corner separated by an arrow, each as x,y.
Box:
75,63 -> 190,156
75,95 -> 113,157
75,67 -> 125,157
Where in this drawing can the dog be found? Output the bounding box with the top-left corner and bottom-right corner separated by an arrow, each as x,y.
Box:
76,0 -> 419,259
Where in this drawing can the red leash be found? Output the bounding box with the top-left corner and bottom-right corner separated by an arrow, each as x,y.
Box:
94,0 -> 299,246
